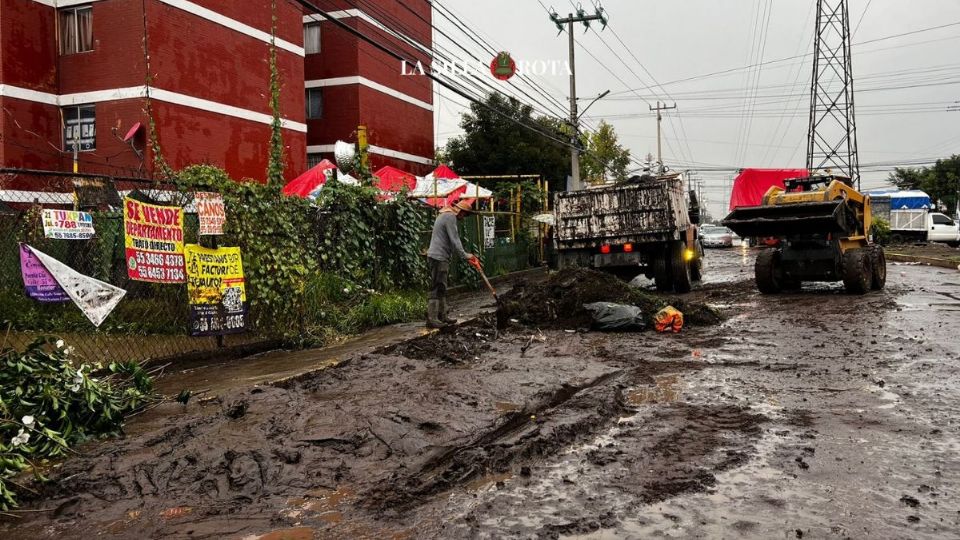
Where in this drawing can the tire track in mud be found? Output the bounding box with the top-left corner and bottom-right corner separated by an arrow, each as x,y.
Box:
370,368 -> 629,509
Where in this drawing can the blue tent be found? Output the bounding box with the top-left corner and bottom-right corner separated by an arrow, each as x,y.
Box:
865,189 -> 931,210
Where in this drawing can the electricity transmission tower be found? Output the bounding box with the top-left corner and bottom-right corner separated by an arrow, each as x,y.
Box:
807,0 -> 860,188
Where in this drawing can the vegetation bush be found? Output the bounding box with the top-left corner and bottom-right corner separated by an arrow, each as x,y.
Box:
872,217 -> 891,245
0,337 -> 157,510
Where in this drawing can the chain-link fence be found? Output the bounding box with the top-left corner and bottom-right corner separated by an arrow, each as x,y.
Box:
1,169 -> 543,366
0,169 -> 270,364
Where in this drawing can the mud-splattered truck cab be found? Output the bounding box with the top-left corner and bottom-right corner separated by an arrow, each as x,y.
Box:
552,173 -> 703,293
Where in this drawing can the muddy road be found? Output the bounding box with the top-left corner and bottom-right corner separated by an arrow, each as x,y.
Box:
4,247 -> 960,539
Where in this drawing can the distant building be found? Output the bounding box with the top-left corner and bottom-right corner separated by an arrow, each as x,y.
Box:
302,0 -> 434,175
0,0 -> 435,184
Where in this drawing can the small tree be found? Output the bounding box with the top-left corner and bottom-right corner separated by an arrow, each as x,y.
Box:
580,120 -> 632,184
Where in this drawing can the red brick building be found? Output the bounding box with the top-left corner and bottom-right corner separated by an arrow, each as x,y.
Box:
302,1 -> 435,175
0,0 -> 434,184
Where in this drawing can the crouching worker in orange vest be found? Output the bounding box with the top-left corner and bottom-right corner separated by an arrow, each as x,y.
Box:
426,200 -> 479,328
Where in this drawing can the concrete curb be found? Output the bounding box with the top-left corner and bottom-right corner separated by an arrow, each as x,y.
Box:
887,253 -> 960,270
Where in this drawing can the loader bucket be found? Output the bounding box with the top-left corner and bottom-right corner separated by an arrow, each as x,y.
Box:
721,200 -> 852,238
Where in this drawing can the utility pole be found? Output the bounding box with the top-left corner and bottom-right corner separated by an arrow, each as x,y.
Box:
549,5 -> 608,191
649,101 -> 676,173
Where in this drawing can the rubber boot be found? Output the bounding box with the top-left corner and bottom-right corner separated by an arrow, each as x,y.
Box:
426,299 -> 446,328
439,298 -> 457,324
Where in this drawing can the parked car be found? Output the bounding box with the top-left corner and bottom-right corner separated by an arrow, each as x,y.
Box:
701,225 -> 735,248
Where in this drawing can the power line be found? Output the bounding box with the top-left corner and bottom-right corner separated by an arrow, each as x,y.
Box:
608,19 -> 960,95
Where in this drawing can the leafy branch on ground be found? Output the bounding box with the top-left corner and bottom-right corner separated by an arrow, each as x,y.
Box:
0,337 -> 157,510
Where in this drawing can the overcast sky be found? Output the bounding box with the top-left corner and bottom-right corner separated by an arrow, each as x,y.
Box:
432,0 -> 960,217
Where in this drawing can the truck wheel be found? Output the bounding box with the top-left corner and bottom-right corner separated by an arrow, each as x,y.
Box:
690,241 -> 705,282
755,249 -> 783,294
870,245 -> 887,290
653,248 -> 672,291
842,248 -> 872,294
670,242 -> 693,293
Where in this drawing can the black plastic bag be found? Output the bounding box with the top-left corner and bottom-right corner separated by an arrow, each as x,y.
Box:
583,302 -> 645,331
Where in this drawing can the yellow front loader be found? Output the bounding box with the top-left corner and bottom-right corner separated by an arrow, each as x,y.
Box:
722,174 -> 886,294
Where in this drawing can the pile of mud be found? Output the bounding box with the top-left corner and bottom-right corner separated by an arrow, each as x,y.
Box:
496,268 -> 722,329
384,317 -> 497,364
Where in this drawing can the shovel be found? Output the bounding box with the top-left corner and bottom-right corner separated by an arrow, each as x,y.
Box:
470,258 -> 499,304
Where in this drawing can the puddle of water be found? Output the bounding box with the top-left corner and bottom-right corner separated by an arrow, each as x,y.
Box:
159,506 -> 192,520
318,511 -> 343,524
495,401 -> 522,413
627,374 -> 682,405
304,485 -> 355,513
466,472 -> 514,492
245,527 -> 316,540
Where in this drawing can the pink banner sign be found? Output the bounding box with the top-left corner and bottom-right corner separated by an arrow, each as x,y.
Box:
20,244 -> 70,303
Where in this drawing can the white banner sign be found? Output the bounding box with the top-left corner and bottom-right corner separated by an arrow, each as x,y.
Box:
483,216 -> 496,249
195,192 -> 226,235
42,209 -> 95,240
26,245 -> 126,328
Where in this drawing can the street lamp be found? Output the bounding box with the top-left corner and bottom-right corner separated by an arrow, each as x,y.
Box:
578,90 -> 611,122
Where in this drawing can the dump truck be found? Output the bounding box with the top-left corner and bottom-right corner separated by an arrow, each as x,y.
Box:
722,174 -> 885,294
553,173 -> 703,293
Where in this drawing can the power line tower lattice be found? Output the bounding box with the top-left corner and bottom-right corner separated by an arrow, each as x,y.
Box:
807,0 -> 861,188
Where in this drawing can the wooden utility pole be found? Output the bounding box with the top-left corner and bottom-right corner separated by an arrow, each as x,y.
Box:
649,101 -> 676,172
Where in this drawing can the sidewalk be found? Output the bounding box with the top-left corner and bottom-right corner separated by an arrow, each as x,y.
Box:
153,268 -> 545,396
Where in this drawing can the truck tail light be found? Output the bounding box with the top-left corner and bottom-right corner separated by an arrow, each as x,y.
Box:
623,243 -> 634,253
600,245 -> 611,254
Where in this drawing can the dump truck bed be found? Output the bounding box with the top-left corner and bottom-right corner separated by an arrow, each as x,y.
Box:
554,178 -> 690,250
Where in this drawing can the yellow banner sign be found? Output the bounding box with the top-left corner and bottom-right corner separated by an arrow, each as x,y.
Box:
184,244 -> 247,336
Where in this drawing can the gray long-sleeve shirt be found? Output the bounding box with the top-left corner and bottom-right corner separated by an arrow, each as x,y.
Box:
426,211 -> 468,261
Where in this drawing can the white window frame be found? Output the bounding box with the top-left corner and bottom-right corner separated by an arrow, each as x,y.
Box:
304,22 -> 321,55
59,5 -> 94,55
62,103 -> 96,152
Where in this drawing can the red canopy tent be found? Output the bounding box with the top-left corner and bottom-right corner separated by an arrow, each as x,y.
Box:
728,168 -> 808,211
373,166 -> 417,193
282,159 -> 337,198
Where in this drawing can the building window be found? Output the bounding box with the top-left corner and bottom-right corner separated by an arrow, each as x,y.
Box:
63,104 -> 96,152
307,153 -> 325,168
304,22 -> 321,54
306,88 -> 323,119
59,6 -> 93,55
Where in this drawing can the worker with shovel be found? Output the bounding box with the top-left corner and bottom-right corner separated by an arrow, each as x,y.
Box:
426,200 -> 480,328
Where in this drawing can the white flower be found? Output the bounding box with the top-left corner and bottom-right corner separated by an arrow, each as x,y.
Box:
55,339 -> 65,349
64,346 -> 75,356
11,428 -> 29,447
343,287 -> 351,294
21,416 -> 34,428
70,367 -> 84,392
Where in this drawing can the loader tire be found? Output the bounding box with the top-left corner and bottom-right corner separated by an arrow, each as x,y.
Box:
842,248 -> 872,294
670,241 -> 693,293
653,248 -> 672,291
870,245 -> 887,290
755,248 -> 783,294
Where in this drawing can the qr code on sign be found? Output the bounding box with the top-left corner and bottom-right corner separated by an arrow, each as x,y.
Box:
222,287 -> 243,313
